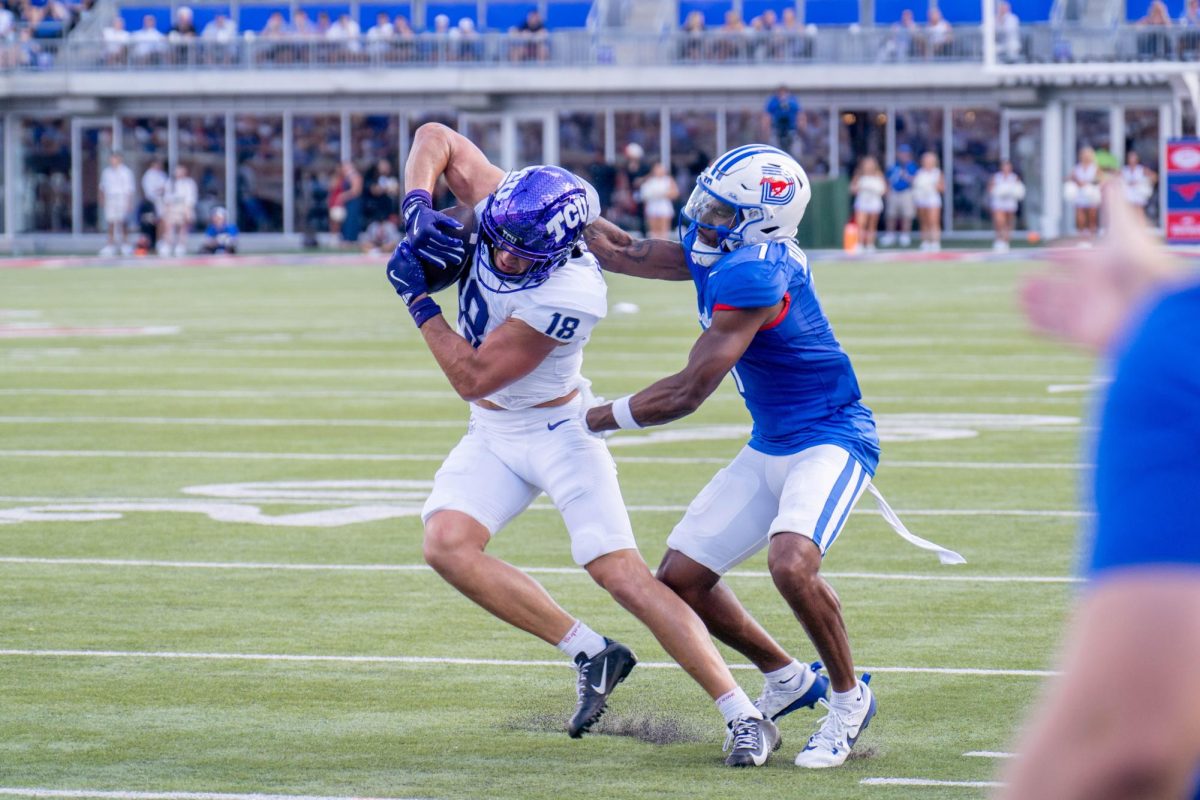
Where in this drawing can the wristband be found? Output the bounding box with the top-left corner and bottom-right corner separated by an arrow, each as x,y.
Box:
408,296 -> 442,328
611,395 -> 643,430
402,189 -> 433,219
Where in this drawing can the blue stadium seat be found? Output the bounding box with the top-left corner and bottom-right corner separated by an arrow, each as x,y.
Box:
545,1 -> 592,28
937,0 -> 982,22
297,3 -> 352,23
426,1 -> 478,28
678,0 -> 732,27
486,1 -> 538,31
120,6 -> 173,32
239,4 -> 291,31
805,0 -> 857,24
1010,0 -> 1053,22
192,5 -> 232,32
1126,0 -> 1182,19
358,3 -> 413,30
874,0 -> 925,23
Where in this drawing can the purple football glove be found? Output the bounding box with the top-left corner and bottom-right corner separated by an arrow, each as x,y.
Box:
385,240 -> 428,307
402,189 -> 465,270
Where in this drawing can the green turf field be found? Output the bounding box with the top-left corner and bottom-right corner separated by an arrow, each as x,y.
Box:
0,256 -> 1095,799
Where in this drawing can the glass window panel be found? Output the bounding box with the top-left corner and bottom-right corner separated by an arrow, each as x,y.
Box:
517,119 -> 544,168
461,117 -> 502,165
614,111 -> 661,161
1075,108 -> 1110,154
1125,108 -> 1161,224
669,110 -> 716,197
120,116 -> 167,189
81,125 -> 117,234
1008,116 -> 1044,233
235,114 -> 283,233
951,108 -> 1000,231
293,114 -> 341,235
178,115 -> 227,232
613,112 -> 660,235
352,114 -> 400,225
839,108 -> 889,177
23,119 -> 71,232
558,111 -> 612,217
409,112 -> 457,206
727,107 -> 831,178
894,108 -> 945,164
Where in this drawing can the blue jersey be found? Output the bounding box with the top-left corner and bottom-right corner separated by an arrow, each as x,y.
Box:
887,161 -> 918,192
765,95 -> 801,131
1088,281 -> 1200,578
686,237 -> 880,472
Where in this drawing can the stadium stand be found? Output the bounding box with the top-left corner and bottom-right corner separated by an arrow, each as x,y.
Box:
804,0 -> 857,24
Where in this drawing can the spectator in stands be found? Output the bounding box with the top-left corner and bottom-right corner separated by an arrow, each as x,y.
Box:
588,149 -> 618,218
1137,0 -> 1172,60
989,160 -> 1025,252
99,152 -> 135,256
778,7 -> 810,59
882,8 -> 919,61
913,150 -> 944,252
201,13 -> 236,63
366,11 -> 393,58
0,4 -> 13,42
679,9 -> 705,61
997,1 -> 1021,62
851,156 -> 887,253
926,7 -> 952,58
200,206 -> 238,254
131,14 -> 167,64
259,11 -> 290,63
756,8 -> 783,59
101,15 -> 129,64
366,157 -> 399,222
763,85 -> 805,157
361,213 -> 400,256
328,13 -> 361,58
430,13 -> 451,61
639,161 -> 679,239
618,142 -> 651,235
1180,0 -> 1200,58
292,9 -> 314,37
515,9 -> 548,62
169,6 -> 196,40
452,17 -> 480,61
715,9 -> 750,60
160,163 -> 198,256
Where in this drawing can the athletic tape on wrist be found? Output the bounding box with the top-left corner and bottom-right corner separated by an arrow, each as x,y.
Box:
611,395 -> 643,430
408,296 -> 441,328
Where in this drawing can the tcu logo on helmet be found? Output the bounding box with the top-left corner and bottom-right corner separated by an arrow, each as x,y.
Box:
545,194 -> 588,244
759,164 -> 797,205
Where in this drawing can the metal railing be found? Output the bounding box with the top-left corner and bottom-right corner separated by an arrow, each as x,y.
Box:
5,24 -> 1200,74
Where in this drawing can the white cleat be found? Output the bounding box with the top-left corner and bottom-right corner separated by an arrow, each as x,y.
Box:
755,661 -> 830,722
794,677 -> 877,769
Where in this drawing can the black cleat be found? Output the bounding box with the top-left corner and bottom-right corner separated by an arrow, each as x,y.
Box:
567,638 -> 637,738
723,714 -> 781,767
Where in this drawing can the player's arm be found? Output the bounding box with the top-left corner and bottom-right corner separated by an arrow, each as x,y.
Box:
582,216 -> 691,281
586,304 -> 778,431
996,577 -> 1200,800
401,123 -> 505,270
417,314 -> 559,402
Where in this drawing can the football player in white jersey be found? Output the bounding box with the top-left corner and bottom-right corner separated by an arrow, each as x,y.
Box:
387,123 -> 782,765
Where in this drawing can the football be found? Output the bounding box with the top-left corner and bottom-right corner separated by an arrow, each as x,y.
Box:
423,204 -> 477,294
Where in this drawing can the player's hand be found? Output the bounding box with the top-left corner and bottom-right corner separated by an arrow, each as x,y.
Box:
402,189 -> 465,270
577,379 -> 612,439
385,240 -> 428,306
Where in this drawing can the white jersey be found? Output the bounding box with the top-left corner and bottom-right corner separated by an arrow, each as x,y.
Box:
162,177 -> 198,212
1122,164 -> 1153,206
990,172 -> 1025,211
100,164 -> 135,198
855,174 -> 885,203
458,234 -> 607,411
913,167 -> 942,208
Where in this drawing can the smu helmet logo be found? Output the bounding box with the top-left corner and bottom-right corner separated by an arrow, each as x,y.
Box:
759,164 -> 796,205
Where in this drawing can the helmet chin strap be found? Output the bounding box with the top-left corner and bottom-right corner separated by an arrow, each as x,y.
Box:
690,240 -> 723,267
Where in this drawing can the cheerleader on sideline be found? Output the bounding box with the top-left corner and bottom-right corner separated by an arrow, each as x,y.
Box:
1064,146 -> 1101,242
914,151 -> 945,252
989,160 -> 1025,252
1120,150 -> 1157,222
851,156 -> 887,252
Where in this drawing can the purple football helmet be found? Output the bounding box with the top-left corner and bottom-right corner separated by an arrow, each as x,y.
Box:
478,166 -> 598,293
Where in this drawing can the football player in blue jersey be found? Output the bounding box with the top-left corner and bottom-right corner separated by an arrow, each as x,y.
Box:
580,143 -> 897,768
1001,187 -> 1200,800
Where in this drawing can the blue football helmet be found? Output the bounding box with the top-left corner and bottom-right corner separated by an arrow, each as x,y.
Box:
478,166 -> 599,293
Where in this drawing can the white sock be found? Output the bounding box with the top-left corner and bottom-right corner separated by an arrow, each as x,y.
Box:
763,659 -> 806,690
716,687 -> 761,725
555,620 -> 606,661
831,682 -> 865,712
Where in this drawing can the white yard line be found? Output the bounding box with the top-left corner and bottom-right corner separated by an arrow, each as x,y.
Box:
0,449 -> 1087,470
861,778 -> 1005,788
0,649 -> 1059,677
0,556 -> 1084,584
0,789 -> 422,800
963,751 -> 1016,758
